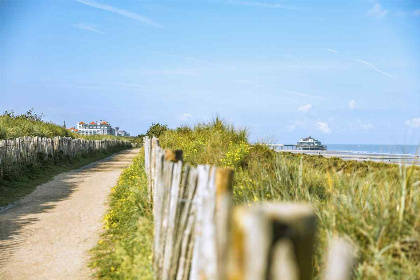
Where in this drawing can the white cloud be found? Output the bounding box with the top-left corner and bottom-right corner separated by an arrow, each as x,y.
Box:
350,57 -> 395,78
325,48 -> 338,54
178,113 -> 192,122
72,23 -> 104,34
298,104 -> 313,112
348,100 -> 356,110
317,122 -> 331,134
367,4 -> 388,18
76,0 -> 162,28
349,120 -> 374,130
405,118 -> 420,128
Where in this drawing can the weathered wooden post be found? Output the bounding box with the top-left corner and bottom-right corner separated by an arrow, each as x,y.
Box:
153,148 -> 182,277
190,166 -> 234,280
324,237 -> 357,280
228,203 -> 316,280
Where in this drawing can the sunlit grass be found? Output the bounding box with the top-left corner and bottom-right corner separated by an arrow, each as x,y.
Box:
90,149 -> 154,279
160,119 -> 420,279
93,118 -> 419,279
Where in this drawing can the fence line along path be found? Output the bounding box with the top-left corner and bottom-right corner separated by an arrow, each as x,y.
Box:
143,136 -> 357,280
0,136 -> 132,178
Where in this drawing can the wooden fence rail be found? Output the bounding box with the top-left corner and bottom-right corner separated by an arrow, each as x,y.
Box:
0,136 -> 132,178
143,137 -> 357,280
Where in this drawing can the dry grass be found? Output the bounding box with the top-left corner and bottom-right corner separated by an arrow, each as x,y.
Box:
92,119 -> 420,279
160,119 -> 420,279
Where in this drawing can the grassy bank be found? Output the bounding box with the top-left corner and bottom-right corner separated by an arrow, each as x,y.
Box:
92,119 -> 419,279
0,110 -> 76,139
0,146 -> 130,207
0,110 -> 139,143
90,149 -> 154,279
161,119 -> 420,279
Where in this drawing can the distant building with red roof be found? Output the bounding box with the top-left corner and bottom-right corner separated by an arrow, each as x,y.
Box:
72,120 -> 130,136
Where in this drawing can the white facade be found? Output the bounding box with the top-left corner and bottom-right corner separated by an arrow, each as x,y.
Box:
69,120 -> 130,136
296,136 -> 327,150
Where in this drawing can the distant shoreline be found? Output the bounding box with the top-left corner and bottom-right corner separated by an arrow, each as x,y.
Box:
277,150 -> 420,166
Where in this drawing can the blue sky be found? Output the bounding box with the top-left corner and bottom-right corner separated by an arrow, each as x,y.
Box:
1,0 -> 419,144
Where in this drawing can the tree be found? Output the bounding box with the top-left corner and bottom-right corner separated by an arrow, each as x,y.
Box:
146,123 -> 168,138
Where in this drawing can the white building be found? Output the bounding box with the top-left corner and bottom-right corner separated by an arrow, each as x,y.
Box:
68,120 -> 130,136
296,136 -> 327,150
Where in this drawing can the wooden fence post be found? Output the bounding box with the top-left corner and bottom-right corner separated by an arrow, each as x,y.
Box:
0,136 -> 130,177
142,138 -> 357,280
228,203 -> 316,280
189,166 -> 234,280
153,148 -> 183,277
324,237 -> 357,280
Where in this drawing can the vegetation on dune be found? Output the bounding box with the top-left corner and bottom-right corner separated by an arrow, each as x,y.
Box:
161,118 -> 420,279
93,118 -> 420,279
0,109 -> 139,144
90,150 -> 153,279
0,110 -> 76,139
146,123 -> 168,138
0,109 -> 135,206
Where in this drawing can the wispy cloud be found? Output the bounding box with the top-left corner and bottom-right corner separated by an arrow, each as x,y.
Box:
178,113 -> 192,122
396,9 -> 420,17
139,68 -> 200,77
317,122 -> 331,134
325,48 -> 338,54
298,104 -> 313,112
350,57 -> 395,78
234,79 -> 325,99
72,23 -> 104,34
405,118 -> 420,128
348,100 -> 356,110
230,1 -> 300,11
151,51 -> 225,68
276,88 -> 324,99
76,0 -> 162,28
367,3 -> 388,18
349,120 -> 374,130
315,16 -> 326,22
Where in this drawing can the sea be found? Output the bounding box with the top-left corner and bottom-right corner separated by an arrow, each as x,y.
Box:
326,144 -> 419,156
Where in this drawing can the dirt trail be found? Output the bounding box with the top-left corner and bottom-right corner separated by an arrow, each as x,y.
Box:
0,148 -> 140,280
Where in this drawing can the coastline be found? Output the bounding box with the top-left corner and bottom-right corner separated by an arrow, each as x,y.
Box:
277,150 -> 420,166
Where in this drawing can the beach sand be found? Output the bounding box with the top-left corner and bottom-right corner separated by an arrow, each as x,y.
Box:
277,150 -> 420,166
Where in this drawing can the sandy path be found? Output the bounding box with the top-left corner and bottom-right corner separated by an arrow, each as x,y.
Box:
0,148 -> 140,280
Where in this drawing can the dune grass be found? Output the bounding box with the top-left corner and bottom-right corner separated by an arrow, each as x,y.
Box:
92,118 -> 419,279
0,110 -> 76,139
161,118 -> 420,279
0,110 -> 138,143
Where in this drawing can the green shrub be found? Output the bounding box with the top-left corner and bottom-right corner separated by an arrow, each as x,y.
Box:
146,123 -> 168,138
